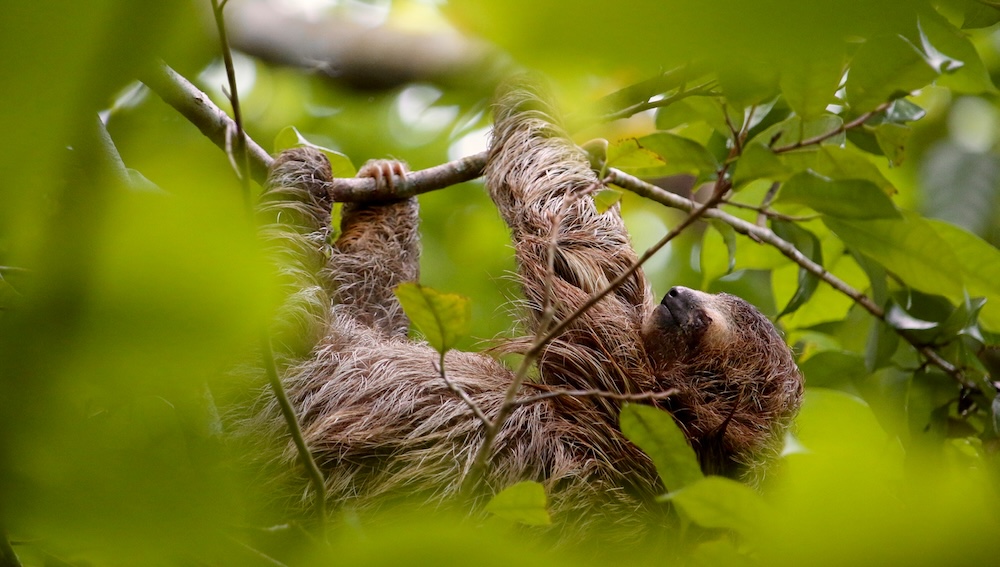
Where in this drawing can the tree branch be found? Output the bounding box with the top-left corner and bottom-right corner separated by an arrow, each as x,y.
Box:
140,61 -> 273,184
772,102 -> 891,153
141,61 -> 487,196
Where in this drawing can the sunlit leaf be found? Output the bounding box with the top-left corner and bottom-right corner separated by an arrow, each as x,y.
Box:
824,213 -> 964,298
620,404 -> 703,492
916,18 -> 964,73
621,132 -> 720,178
927,219 -> 1000,331
394,283 -> 471,354
778,171 -> 899,219
484,481 -> 551,526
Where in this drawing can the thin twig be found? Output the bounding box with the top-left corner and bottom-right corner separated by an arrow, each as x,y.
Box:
721,194 -> 817,223
141,61 -> 488,196
208,0 -> 327,524
511,387 -> 679,408
599,82 -> 719,122
436,353 -> 492,427
772,102 -> 891,153
140,62 -> 272,184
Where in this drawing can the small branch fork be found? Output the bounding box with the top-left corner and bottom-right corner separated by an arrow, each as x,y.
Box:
144,61 -> 972,485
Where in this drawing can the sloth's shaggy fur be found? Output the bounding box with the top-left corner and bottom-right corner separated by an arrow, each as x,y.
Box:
247,81 -> 803,533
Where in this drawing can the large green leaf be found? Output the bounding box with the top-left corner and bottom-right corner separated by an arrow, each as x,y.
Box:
779,50 -> 846,119
780,146 -> 896,193
732,143 -> 791,186
778,171 -> 899,219
614,132 -> 719,178
394,283 -> 471,354
918,10 -> 996,93
660,476 -> 769,537
620,404 -> 704,492
927,219 -> 1000,331
484,481 -> 552,526
823,213 -> 964,298
847,34 -> 939,112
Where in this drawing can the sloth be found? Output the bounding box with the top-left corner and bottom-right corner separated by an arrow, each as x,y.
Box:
249,80 -> 803,533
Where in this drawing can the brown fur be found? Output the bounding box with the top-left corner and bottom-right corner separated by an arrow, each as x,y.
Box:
247,81 -> 803,534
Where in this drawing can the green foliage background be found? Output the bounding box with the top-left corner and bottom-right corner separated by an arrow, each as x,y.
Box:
1,0 -> 1000,564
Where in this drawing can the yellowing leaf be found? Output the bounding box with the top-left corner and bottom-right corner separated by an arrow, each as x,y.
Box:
394,283 -> 471,354
484,481 -> 551,526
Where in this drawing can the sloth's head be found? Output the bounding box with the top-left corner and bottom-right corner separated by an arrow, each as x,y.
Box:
642,286 -> 803,477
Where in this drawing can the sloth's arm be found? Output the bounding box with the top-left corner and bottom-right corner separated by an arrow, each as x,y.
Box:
261,150 -> 420,346
331,160 -> 420,337
485,82 -> 655,392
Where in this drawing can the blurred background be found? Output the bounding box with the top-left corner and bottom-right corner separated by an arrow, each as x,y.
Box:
1,0 -> 999,564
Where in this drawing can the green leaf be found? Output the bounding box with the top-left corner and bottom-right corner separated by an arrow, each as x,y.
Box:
779,51 -> 846,119
778,171 -> 900,219
883,99 -> 927,123
624,132 -> 720,178
484,481 -> 551,526
772,220 -> 823,317
798,350 -> 867,390
620,404 -> 703,492
918,10 -> 996,93
273,125 -> 356,177
607,138 -> 666,173
660,476 -> 769,536
593,188 -> 623,214
777,146 -> 896,193
874,123 -> 912,166
732,143 -> 790,186
963,2 -> 1000,28
866,320 -> 900,372
846,34 -> 939,112
927,219 -> 1000,331
824,213 -> 964,298
916,18 -> 965,73
394,283 -> 471,354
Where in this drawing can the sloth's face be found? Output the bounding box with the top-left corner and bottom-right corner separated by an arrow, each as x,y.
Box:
641,286 -> 793,373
